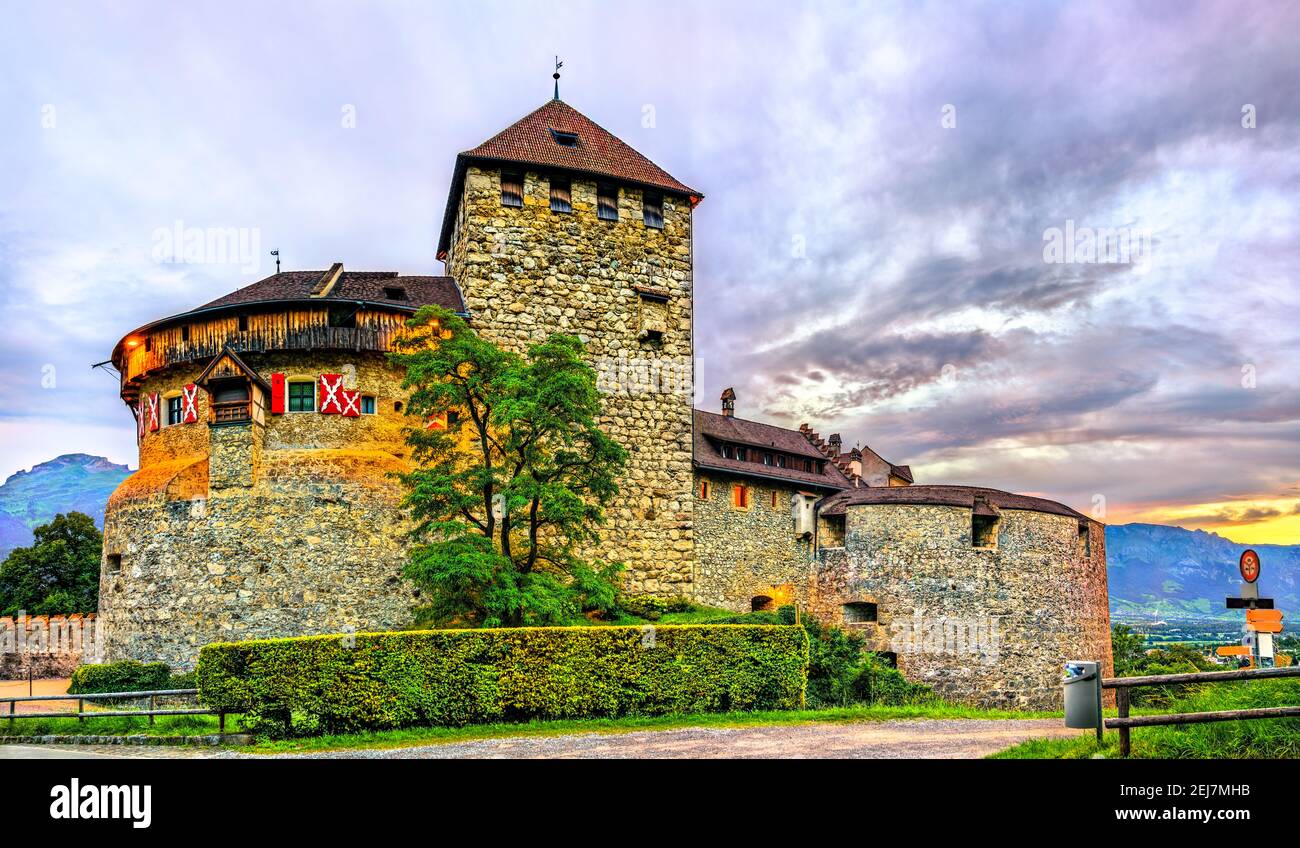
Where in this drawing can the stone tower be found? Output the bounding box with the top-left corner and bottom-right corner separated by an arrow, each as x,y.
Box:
99,268 -> 465,668
437,98 -> 703,594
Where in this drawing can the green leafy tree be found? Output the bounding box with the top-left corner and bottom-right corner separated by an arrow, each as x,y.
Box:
390,306 -> 627,627
0,511 -> 102,616
1110,623 -> 1147,677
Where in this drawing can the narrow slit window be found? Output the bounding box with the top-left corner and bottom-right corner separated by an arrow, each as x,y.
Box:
597,183 -> 619,221
699,479 -> 711,499
550,177 -> 572,214
643,190 -> 664,228
107,554 -> 122,574
731,484 -> 750,509
501,171 -> 524,208
972,513 -> 999,548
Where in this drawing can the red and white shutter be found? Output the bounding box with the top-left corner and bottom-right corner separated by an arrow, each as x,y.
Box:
148,392 -> 161,432
270,373 -> 286,415
181,384 -> 199,424
318,374 -> 343,414
424,412 -> 448,430
137,401 -> 147,440
340,389 -> 361,418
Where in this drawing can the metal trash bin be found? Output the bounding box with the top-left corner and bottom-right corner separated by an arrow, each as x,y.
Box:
1063,660 -> 1102,732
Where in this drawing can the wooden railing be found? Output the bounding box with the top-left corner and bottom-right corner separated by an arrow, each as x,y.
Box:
1103,665 -> 1300,756
212,400 -> 251,423
118,310 -> 409,400
2,688 -> 229,733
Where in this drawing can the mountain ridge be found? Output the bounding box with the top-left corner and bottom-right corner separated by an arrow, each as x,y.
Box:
1106,522 -> 1298,621
0,454 -> 133,558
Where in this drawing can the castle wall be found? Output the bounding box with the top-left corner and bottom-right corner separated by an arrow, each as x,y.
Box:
692,471 -> 812,611
809,504 -> 1111,709
100,351 -> 420,669
447,165 -> 695,594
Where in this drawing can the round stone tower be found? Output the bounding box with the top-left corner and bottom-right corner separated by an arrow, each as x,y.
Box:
99,266 -> 464,668
809,485 -> 1112,709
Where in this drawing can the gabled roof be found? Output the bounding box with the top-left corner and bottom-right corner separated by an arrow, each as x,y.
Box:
195,346 -> 271,393
438,99 -> 702,257
694,410 -> 852,490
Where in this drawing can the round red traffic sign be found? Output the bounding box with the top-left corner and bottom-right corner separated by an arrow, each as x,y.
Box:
1239,549 -> 1260,583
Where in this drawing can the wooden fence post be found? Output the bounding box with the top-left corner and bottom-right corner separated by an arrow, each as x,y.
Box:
1116,688 -> 1130,757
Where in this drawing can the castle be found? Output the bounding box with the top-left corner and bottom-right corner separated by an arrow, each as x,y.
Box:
100,94 -> 1111,707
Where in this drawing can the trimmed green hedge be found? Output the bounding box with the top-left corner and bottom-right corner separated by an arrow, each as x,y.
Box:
197,625 -> 808,734
69,660 -> 172,695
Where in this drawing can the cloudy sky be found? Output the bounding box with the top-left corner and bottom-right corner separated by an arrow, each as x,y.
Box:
1,1 -> 1298,543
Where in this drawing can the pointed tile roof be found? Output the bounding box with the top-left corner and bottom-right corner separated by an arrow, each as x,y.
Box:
438,99 -> 702,257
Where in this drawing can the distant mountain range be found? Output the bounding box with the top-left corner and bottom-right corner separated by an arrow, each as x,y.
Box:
1106,523 -> 1298,622
0,456 -> 1296,625
0,454 -> 133,558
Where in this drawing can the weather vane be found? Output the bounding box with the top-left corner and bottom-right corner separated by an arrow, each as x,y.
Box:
270,249 -> 280,274
553,56 -> 563,100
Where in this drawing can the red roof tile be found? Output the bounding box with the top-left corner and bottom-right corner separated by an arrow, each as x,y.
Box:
465,100 -> 700,198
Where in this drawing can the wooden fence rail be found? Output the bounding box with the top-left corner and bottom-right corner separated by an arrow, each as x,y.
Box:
1,688 -> 228,733
1101,665 -> 1300,756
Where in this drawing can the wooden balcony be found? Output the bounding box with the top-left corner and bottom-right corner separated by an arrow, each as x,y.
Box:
117,308 -> 410,402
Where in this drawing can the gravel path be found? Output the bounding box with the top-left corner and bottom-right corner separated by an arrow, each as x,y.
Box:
0,718 -> 1080,759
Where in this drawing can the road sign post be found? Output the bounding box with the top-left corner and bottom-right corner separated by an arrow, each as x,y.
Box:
1223,550 -> 1283,669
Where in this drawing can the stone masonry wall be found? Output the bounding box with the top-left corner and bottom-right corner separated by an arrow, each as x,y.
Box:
692,471 -> 813,612
447,165 -> 695,594
100,351 -> 420,669
809,504 -> 1111,710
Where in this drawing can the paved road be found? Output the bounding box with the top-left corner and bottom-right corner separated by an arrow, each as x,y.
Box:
0,718 -> 1080,759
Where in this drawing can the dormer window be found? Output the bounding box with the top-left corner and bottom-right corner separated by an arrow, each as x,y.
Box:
550,129 -> 579,147
597,183 -> 619,221
383,286 -> 408,301
643,190 -> 664,228
501,171 -> 523,207
549,177 -> 572,214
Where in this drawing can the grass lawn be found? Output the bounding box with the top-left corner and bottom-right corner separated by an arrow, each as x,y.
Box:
1,712 -> 232,737
248,702 -> 1056,754
992,678 -> 1300,759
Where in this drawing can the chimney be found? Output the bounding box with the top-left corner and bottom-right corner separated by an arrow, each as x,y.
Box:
827,433 -> 842,455
720,387 -> 736,418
